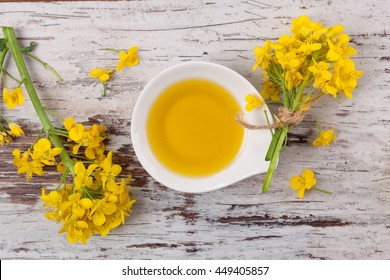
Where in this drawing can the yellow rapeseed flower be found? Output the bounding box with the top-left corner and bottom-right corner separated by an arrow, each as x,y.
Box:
98,151 -> 122,191
297,39 -> 322,55
336,59 -> 363,99
117,46 -> 139,72
8,122 -> 24,137
117,189 -> 136,225
270,34 -> 296,50
308,61 -> 332,89
61,192 -> 93,218
0,131 -> 13,146
252,40 -> 271,71
90,196 -> 117,227
326,34 -> 356,62
285,69 -> 303,90
32,138 -> 62,166
260,79 -> 281,101
245,93 -> 264,112
64,117 -> 84,143
275,48 -> 302,69
3,87 -> 24,109
89,68 -> 113,83
41,188 -> 63,210
74,162 -> 98,190
290,169 -> 317,199
312,129 -> 336,147
59,218 -> 93,245
12,148 -> 45,179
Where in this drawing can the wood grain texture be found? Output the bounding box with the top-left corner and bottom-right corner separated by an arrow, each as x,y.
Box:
0,0 -> 389,259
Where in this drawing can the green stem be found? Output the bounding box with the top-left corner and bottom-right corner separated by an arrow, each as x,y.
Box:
262,128 -> 288,192
315,121 -> 322,132
102,48 -> 120,54
3,27 -> 74,176
0,112 -> 11,123
22,51 -> 63,81
265,100 -> 283,104
263,109 -> 273,136
30,128 -> 44,148
3,69 -> 22,83
103,83 -> 107,96
57,167 -> 69,191
0,48 -> 9,87
52,129 -> 69,137
265,128 -> 282,161
293,79 -> 309,110
313,187 -> 333,195
282,69 -> 289,108
43,106 -> 63,121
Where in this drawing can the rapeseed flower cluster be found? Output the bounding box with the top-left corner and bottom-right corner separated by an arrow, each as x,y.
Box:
243,16 -> 362,196
249,15 -> 362,111
14,118 -> 135,245
1,28 -> 136,244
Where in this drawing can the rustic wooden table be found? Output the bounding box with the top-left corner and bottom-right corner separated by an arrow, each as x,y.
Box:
0,0 -> 389,259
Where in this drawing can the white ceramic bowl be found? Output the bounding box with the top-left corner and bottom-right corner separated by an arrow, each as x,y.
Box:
131,61 -> 273,193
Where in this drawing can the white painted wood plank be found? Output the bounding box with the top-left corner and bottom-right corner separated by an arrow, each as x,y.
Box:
0,0 -> 389,259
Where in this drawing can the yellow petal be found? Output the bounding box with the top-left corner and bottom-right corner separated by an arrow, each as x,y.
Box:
312,138 -> 322,146
327,49 -> 339,61
71,144 -> 81,155
74,162 -> 86,175
127,46 -> 138,55
302,169 -> 315,180
36,138 -> 51,152
117,60 -> 125,72
106,179 -> 118,192
77,220 -> 89,229
85,147 -> 96,159
290,59 -> 300,68
290,176 -> 303,190
69,124 -> 84,142
305,178 -> 317,189
309,43 -> 322,51
72,205 -> 85,217
98,73 -> 110,83
86,163 -> 98,176
245,103 -> 254,112
50,147 -> 62,157
16,90 -> 25,105
355,70 -> 363,79
90,68 -> 104,78
297,187 -> 306,199
44,212 -> 59,221
69,193 -> 81,202
67,232 -> 79,244
111,164 -> 122,176
63,117 -> 75,131
3,88 -> 11,99
80,198 -> 93,209
12,148 -> 21,158
93,211 -> 106,226
118,51 -> 128,60
102,202 -> 117,215
323,130 -> 335,139
126,55 -> 139,67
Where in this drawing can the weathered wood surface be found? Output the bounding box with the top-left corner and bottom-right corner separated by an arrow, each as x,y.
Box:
0,0 -> 389,259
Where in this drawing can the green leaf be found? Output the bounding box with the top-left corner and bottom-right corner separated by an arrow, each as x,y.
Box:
0,38 -> 7,51
22,41 -> 37,53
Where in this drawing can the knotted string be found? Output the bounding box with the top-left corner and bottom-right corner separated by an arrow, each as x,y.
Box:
235,101 -> 315,130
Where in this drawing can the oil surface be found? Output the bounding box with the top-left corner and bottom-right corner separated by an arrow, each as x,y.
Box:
147,79 -> 244,176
